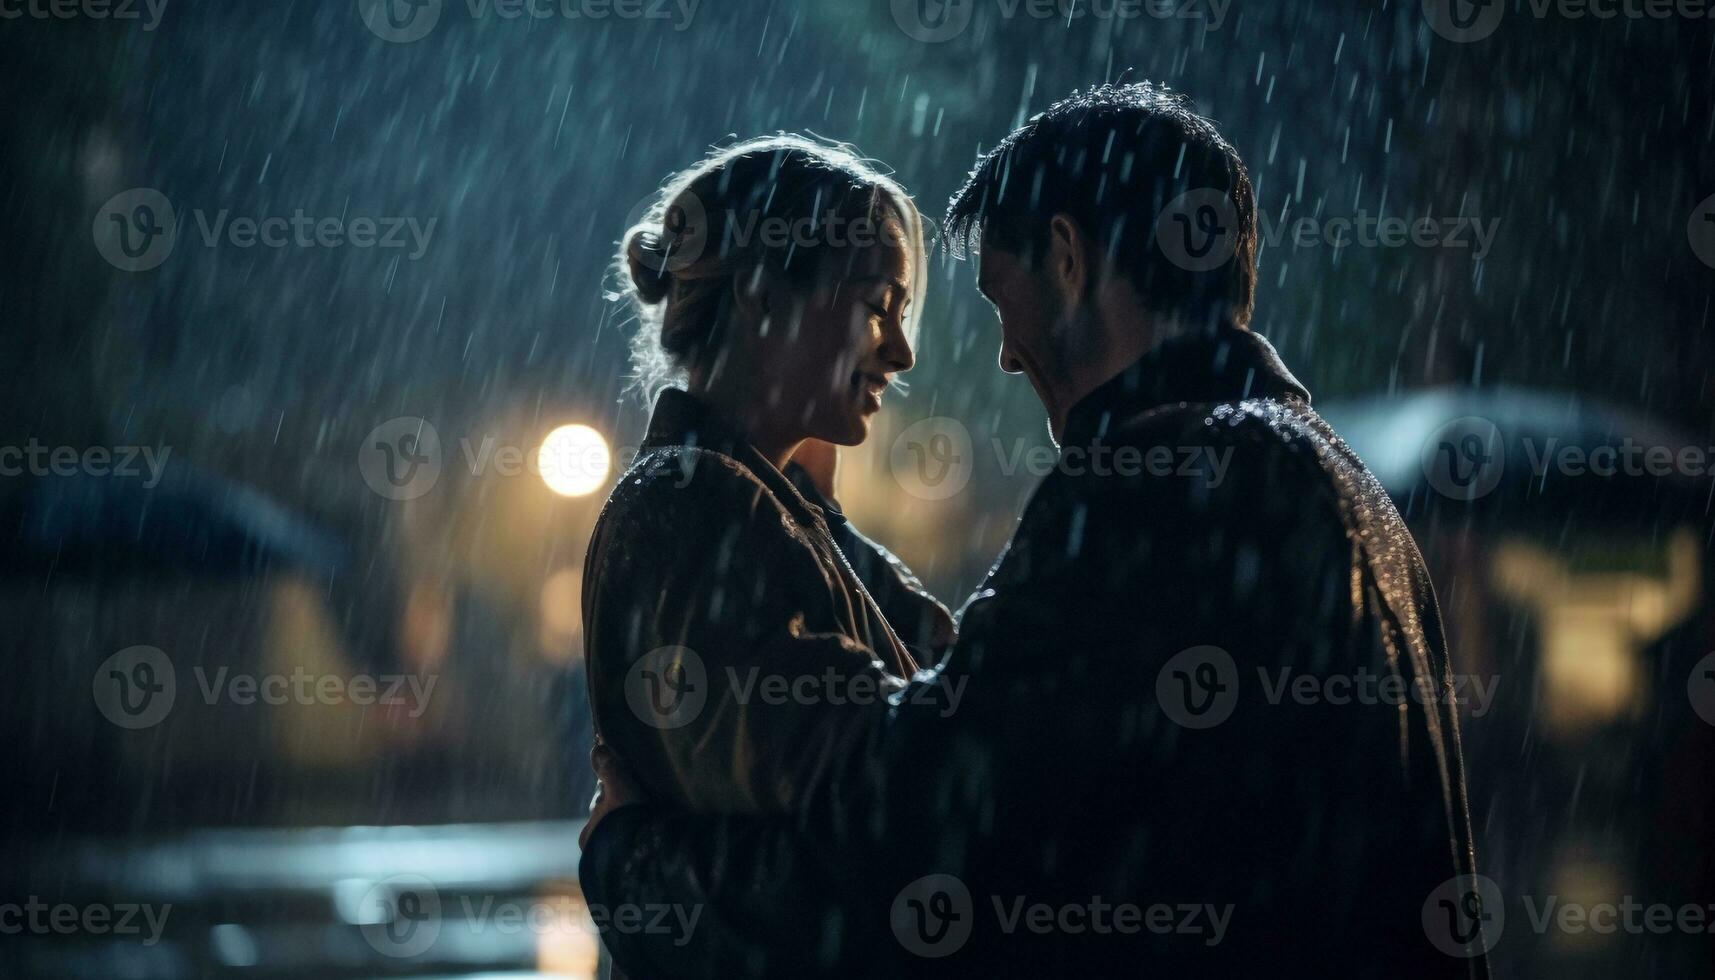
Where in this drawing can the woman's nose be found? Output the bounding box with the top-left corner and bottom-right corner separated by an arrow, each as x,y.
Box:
879,315 -> 915,372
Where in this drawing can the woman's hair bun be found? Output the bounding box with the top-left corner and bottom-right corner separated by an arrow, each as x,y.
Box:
625,229 -> 674,305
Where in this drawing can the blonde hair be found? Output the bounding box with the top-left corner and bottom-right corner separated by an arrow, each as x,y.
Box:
613,134 -> 928,402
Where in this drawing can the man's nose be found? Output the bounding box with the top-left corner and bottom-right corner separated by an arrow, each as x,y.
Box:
998,336 -> 1023,374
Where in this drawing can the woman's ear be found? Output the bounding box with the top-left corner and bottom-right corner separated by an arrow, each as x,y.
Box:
729,263 -> 772,326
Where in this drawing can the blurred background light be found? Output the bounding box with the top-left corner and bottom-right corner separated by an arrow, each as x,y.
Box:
537,425 -> 610,498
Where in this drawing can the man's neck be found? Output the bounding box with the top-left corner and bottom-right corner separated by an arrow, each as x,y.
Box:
1053,300 -> 1181,439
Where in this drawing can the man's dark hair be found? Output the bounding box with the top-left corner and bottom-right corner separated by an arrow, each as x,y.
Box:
944,80 -> 1257,329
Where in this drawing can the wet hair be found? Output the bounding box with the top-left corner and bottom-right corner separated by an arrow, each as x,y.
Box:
615,134 -> 928,401
943,80 -> 1257,329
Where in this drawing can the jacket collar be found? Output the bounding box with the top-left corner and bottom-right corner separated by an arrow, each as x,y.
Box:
1062,325 -> 1310,446
641,387 -> 752,457
640,387 -> 823,517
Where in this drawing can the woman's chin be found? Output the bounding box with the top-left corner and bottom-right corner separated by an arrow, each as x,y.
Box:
822,415 -> 869,447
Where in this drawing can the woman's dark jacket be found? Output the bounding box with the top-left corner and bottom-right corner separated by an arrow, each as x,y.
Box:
582,388 -> 951,815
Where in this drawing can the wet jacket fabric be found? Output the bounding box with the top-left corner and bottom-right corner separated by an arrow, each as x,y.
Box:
582,388 -> 948,816
580,328 -> 1486,979
783,463 -> 955,662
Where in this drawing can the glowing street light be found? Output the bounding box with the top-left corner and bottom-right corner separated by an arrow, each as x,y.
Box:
537,423 -> 610,497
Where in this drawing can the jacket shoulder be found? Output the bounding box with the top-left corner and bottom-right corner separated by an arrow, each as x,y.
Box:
1061,397 -> 1331,500
602,446 -> 780,516
1113,397 -> 1320,457
585,445 -> 801,568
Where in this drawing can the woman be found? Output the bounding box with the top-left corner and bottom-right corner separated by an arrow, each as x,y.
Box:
582,135 -> 952,816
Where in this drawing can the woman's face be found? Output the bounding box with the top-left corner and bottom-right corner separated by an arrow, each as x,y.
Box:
752,215 -> 916,446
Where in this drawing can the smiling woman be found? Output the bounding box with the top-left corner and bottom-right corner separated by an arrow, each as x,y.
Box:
617,134 -> 928,463
582,134 -> 952,815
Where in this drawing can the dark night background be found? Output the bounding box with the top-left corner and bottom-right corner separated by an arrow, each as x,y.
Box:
2,0 -> 1714,976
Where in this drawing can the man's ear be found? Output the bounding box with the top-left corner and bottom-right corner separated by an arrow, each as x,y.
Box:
1045,213 -> 1088,304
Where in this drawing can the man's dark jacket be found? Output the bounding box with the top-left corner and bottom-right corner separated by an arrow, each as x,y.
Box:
580,326 -> 1487,979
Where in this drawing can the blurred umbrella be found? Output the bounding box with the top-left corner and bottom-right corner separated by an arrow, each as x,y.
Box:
1321,385 -> 1710,517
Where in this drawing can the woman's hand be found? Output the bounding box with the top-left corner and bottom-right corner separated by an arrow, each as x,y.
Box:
789,438 -> 840,500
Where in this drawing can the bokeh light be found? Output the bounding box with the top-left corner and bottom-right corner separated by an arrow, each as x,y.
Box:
537,424 -> 610,497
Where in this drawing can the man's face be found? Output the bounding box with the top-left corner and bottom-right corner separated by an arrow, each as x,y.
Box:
975,242 -> 1075,442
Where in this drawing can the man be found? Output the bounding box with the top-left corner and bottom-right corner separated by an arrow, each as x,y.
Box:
579,81 -> 1487,978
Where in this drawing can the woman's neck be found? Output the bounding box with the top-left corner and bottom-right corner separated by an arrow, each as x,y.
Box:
686,378 -> 803,475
